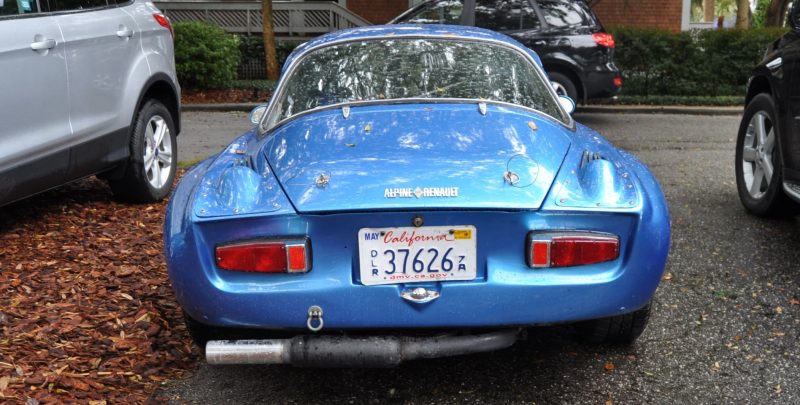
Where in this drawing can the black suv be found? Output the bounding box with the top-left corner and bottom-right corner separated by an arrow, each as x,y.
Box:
391,0 -> 621,103
735,3 -> 800,216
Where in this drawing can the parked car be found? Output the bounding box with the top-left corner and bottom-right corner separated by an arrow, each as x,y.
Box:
735,5 -> 800,216
165,25 -> 669,367
390,0 -> 621,103
0,0 -> 180,207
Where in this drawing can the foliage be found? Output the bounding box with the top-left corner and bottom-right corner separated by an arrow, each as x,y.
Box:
611,27 -> 788,97
753,0 -> 771,28
238,35 -> 301,72
174,21 -> 241,89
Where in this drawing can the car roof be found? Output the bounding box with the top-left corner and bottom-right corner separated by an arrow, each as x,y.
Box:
282,24 -> 543,75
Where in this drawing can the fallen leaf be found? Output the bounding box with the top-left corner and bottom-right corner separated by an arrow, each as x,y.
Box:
661,272 -> 672,281
604,362 -> 615,371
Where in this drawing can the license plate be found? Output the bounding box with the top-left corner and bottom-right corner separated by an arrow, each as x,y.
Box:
358,225 -> 477,286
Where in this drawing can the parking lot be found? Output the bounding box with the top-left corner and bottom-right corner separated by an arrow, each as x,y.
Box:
149,111 -> 800,404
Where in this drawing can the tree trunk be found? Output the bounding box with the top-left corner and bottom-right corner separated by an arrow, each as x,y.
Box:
765,0 -> 790,27
703,0 -> 715,22
736,0 -> 750,28
261,0 -> 279,80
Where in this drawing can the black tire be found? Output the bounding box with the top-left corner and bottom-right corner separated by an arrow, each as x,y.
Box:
184,312 -> 213,348
548,71 -> 578,102
735,93 -> 799,217
578,302 -> 651,344
109,99 -> 177,203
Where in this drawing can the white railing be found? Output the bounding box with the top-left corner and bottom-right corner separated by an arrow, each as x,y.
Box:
154,1 -> 372,38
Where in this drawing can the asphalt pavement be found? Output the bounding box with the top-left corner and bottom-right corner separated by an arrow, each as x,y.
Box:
163,111 -> 800,404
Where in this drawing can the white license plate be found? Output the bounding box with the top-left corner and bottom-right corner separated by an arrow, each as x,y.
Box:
358,225 -> 477,286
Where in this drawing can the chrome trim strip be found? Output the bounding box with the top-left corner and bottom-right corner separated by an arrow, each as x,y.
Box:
766,57 -> 783,70
258,34 -> 574,134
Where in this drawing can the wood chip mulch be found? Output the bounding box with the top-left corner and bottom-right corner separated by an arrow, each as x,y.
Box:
182,88 -> 272,105
0,176 -> 199,404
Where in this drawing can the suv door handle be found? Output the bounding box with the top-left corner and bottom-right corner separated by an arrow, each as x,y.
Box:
30,38 -> 56,51
116,27 -> 134,38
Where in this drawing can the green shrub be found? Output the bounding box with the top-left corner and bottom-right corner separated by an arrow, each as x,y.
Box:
610,27 -> 788,98
238,35 -> 300,71
174,21 -> 241,89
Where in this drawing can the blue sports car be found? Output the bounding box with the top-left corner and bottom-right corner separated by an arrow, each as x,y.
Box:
165,25 -> 670,367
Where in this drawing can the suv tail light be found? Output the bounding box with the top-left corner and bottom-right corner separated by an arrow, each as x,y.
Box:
527,232 -> 619,268
592,32 -> 615,49
216,239 -> 311,273
153,13 -> 174,38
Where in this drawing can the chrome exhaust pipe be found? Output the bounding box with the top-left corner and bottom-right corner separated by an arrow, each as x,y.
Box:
205,329 -> 519,367
206,340 -> 289,365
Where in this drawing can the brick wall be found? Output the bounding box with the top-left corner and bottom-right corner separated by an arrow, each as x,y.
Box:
591,0 -> 683,32
346,0 -> 410,24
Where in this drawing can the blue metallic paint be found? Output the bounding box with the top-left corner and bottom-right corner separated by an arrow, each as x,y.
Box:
164,26 -> 670,332
263,103 -> 570,213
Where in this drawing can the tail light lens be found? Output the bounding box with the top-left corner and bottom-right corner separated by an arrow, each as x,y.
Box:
216,239 -> 311,273
527,232 -> 619,268
153,13 -> 174,38
613,76 -> 622,88
592,32 -> 615,49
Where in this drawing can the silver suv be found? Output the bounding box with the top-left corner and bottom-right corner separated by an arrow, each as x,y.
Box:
0,0 -> 180,206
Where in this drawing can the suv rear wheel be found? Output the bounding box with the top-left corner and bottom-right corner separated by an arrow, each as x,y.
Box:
110,99 -> 177,203
548,71 -> 578,101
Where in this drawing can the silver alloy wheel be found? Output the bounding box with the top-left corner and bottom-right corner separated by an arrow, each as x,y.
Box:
741,111 -> 776,199
551,81 -> 568,97
143,115 -> 173,189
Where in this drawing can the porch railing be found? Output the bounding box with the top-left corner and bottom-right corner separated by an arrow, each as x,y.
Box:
153,1 -> 372,38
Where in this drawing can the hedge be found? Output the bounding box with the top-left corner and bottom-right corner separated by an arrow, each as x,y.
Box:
174,21 -> 241,89
610,27 -> 788,97
235,36 -> 302,80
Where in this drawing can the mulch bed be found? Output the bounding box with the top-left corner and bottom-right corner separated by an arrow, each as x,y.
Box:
0,176 -> 199,404
182,88 -> 272,105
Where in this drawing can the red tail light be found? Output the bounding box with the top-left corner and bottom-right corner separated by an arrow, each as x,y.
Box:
153,13 -> 174,38
527,232 -> 619,268
592,32 -> 615,49
216,239 -> 311,273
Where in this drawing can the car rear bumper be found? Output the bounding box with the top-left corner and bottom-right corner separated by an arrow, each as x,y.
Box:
167,212 -> 667,330
584,63 -> 622,100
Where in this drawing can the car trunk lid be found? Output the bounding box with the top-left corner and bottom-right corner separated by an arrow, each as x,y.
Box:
262,103 -> 572,213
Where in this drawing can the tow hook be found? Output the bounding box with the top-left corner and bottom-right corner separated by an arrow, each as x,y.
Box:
307,305 -> 323,332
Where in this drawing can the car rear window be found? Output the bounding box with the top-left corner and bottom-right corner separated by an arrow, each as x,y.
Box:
536,0 -> 598,28
267,38 -> 567,128
475,0 -> 540,31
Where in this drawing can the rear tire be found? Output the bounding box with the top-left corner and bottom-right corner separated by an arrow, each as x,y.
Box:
548,71 -> 578,102
184,313 -> 213,349
578,302 -> 651,344
735,93 -> 799,217
109,99 -> 177,203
